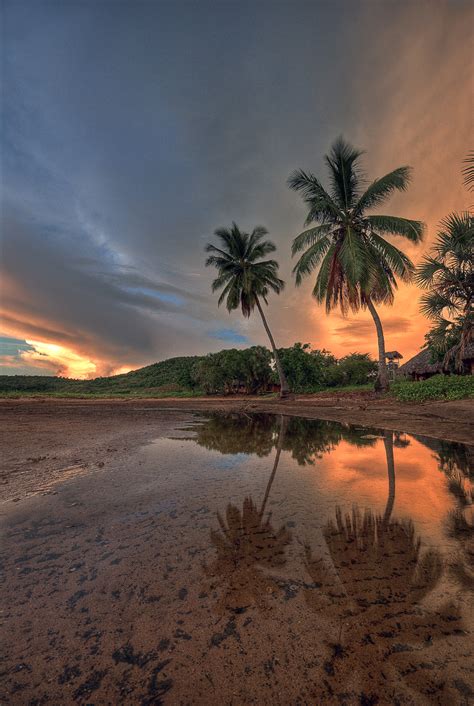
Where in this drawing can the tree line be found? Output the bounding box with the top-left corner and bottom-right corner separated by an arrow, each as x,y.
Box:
205,139 -> 473,397
192,344 -> 376,395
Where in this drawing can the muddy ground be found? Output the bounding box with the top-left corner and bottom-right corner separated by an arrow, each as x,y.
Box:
1,395 -> 473,503
1,398 -> 473,704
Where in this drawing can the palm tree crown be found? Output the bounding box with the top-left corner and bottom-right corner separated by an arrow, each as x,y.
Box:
205,223 -> 284,316
416,211 -> 473,361
205,222 -> 290,397
288,137 -> 425,314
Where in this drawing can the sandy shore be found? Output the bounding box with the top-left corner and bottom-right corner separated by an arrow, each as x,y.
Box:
1,395 -> 472,504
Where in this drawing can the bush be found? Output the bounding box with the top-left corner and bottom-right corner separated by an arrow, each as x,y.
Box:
192,346 -> 273,394
277,343 -> 337,392
326,353 -> 377,388
392,374 -> 474,403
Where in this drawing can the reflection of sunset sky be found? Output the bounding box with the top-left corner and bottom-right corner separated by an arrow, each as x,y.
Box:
315,438 -> 453,532
2,1 -> 472,377
153,427 -> 468,552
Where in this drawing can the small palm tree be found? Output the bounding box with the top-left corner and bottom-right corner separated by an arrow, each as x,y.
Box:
205,222 -> 290,397
288,137 -> 424,392
416,212 -> 473,368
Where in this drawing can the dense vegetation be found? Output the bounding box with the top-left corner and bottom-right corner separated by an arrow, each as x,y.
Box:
2,348 -> 473,402
0,344 -> 377,397
392,374 -> 474,403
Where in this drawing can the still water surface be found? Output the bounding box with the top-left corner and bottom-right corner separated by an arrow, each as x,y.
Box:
1,413 -> 473,704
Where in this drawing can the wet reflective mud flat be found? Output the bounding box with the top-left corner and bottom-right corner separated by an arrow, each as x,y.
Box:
1,413 -> 473,705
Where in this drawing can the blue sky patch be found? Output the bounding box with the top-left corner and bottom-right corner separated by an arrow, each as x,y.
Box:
208,328 -> 249,344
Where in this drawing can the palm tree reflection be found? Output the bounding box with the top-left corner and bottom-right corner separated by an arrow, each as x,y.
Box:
382,430 -> 396,523
445,467 -> 473,593
447,510 -> 474,592
303,432 -> 465,702
204,416 -> 292,611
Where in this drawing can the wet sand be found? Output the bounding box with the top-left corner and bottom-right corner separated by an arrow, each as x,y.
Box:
1,403 -> 473,704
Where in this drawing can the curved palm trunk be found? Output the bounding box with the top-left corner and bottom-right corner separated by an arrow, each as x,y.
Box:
255,296 -> 290,398
260,415 -> 287,518
382,430 -> 395,525
366,297 -> 389,393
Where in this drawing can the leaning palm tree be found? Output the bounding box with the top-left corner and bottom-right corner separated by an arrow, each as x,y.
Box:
205,222 -> 290,397
416,211 -> 473,369
288,138 -> 424,392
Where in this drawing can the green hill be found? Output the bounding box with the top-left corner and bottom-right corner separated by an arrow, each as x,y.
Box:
0,355 -> 205,397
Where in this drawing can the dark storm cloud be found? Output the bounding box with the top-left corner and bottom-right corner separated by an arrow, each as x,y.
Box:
2,0 -> 360,372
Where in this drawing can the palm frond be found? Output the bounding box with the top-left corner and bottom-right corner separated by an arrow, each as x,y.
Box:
415,256 -> 446,288
355,167 -> 412,213
217,278 -> 235,307
337,226 -> 366,285
420,291 -> 457,320
292,236 -> 331,286
287,169 -> 341,223
462,151 -> 474,192
324,136 -> 364,209
435,212 -> 474,257
291,224 -> 332,256
365,214 -> 424,243
312,244 -> 337,307
367,231 -> 415,282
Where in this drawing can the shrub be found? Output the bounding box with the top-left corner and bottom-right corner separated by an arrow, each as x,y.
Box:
392,374 -> 474,403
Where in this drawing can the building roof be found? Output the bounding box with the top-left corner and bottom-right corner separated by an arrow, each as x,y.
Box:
398,348 -> 443,376
385,351 -> 403,359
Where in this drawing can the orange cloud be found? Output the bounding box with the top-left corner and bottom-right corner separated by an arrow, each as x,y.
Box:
20,340 -> 98,379
338,0 -> 473,360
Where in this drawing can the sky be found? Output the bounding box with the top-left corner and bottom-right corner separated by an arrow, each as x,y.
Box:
1,0 -> 473,378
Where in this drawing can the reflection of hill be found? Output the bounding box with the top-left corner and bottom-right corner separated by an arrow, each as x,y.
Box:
304,506 -> 463,703
193,413 -> 380,465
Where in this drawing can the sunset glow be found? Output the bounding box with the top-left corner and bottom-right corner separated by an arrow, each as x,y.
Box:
22,341 -> 98,379
1,0 -> 472,376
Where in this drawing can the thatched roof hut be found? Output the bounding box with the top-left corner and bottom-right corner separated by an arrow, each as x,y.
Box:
398,349 -> 443,381
385,351 -> 403,361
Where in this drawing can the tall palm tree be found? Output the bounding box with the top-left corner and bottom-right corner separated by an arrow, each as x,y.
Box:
288,137 -> 424,392
416,212 -> 473,369
205,222 -> 290,397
